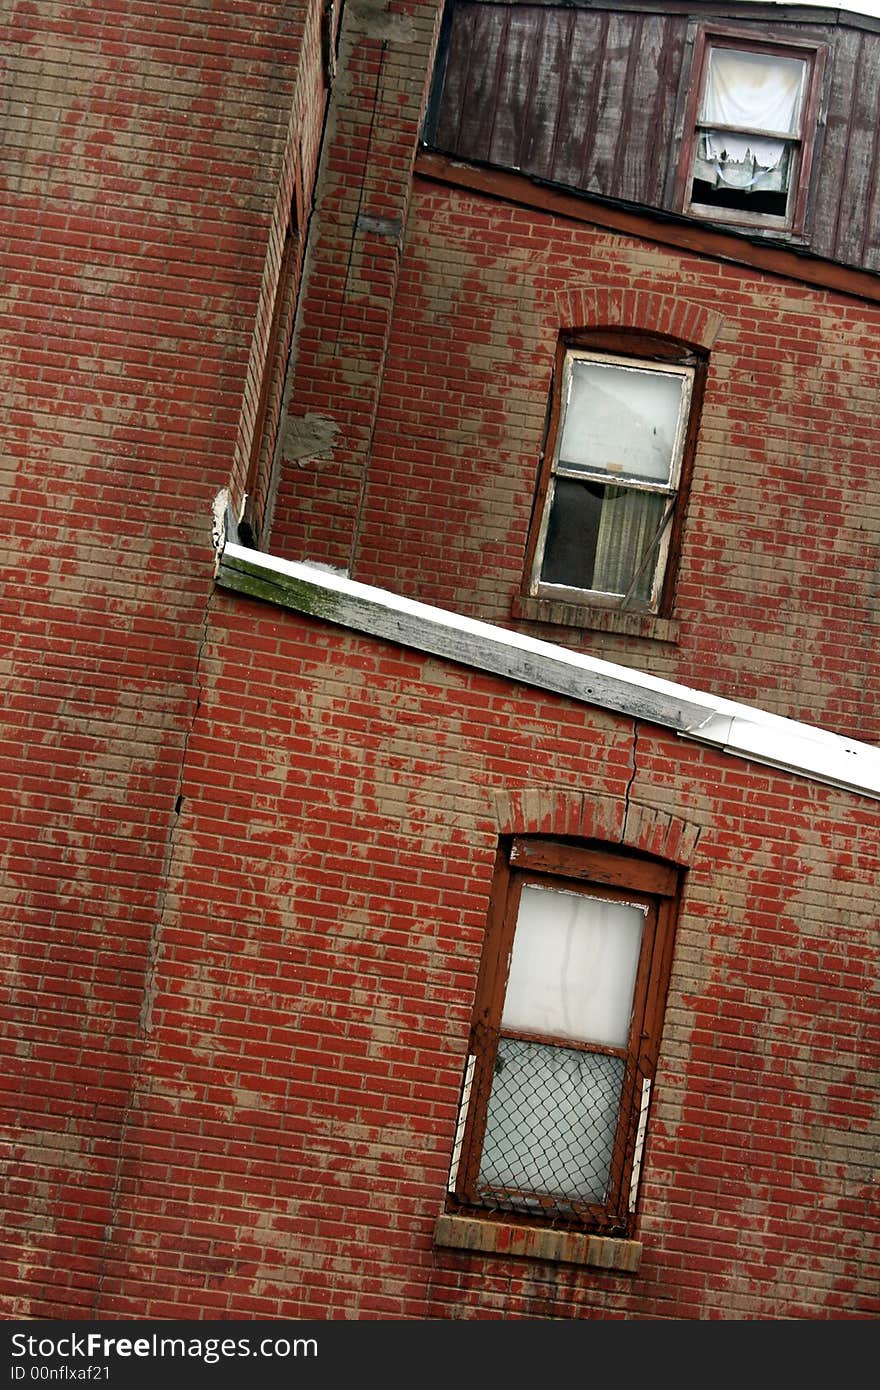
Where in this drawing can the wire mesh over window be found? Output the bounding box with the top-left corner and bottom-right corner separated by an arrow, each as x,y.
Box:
458,1021 -> 649,1230
479,1035 -> 623,1204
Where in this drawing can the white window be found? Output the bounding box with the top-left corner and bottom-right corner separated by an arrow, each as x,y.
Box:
528,351 -> 694,613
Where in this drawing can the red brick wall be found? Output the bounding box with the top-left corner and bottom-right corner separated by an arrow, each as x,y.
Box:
0,0 -> 326,1315
4,0 -> 877,1325
266,0 -> 446,565
272,174 -> 880,744
78,593 -> 878,1319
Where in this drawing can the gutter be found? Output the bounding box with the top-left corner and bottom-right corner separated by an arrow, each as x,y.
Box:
216,540 -> 880,803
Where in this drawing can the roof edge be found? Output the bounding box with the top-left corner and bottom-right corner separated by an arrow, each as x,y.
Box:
216,541 -> 880,803
415,152 -> 880,305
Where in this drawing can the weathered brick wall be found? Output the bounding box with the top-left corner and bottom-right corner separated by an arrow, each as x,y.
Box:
78,592 -> 878,1319
273,172 -> 880,744
4,0 -> 877,1326
266,0 -> 445,564
0,0 -> 325,1315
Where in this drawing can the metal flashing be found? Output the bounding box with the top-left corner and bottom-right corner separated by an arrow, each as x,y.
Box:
217,541 -> 880,802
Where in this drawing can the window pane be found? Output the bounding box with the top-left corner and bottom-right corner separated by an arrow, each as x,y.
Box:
478,1037 -> 625,1205
701,48 -> 806,137
541,476 -> 602,589
592,487 -> 665,600
541,478 -> 666,603
694,135 -> 792,195
557,360 -> 685,484
502,884 -> 646,1048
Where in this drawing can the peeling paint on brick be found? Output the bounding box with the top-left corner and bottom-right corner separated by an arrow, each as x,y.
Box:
278,411 -> 340,465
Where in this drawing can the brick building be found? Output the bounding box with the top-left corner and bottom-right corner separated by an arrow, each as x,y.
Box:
2,0 -> 879,1319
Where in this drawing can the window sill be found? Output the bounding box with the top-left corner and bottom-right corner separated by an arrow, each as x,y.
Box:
512,595 -> 679,644
434,1214 -> 642,1274
684,202 -> 806,241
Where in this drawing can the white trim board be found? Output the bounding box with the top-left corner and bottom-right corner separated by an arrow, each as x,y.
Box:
216,541 -> 880,803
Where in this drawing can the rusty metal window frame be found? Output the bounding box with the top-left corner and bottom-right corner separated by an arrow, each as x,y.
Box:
448,838 -> 681,1237
674,25 -> 827,236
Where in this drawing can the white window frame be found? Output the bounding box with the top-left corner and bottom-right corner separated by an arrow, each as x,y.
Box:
528,349 -> 695,614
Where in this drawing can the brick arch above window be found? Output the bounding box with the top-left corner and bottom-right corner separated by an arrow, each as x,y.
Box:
491,787 -> 702,867
554,288 -> 725,353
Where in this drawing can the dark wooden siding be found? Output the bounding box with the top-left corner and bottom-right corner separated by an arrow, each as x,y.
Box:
425,1 -> 880,272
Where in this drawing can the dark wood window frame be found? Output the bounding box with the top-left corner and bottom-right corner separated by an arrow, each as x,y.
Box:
674,25 -> 827,236
521,330 -> 706,620
447,838 -> 682,1238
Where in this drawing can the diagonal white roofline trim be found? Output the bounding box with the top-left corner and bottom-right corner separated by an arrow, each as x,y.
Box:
216,540 -> 880,803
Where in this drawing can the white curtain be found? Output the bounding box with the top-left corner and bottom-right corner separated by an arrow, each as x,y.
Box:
502,885 -> 646,1048
592,488 -> 664,600
695,48 -> 806,191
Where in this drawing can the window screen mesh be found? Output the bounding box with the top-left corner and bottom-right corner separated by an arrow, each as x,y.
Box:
461,1024 -> 645,1230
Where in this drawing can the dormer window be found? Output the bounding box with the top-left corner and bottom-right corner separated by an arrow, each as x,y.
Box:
676,29 -> 826,234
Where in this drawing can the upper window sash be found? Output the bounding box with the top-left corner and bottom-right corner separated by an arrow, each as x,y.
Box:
554,352 -> 693,489
698,46 -> 808,140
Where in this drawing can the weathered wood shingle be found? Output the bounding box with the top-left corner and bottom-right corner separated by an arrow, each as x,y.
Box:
425,0 -> 880,271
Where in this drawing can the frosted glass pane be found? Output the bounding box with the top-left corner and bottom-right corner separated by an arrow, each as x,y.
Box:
502,885 -> 646,1048
558,361 -> 685,483
478,1038 -> 624,1204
